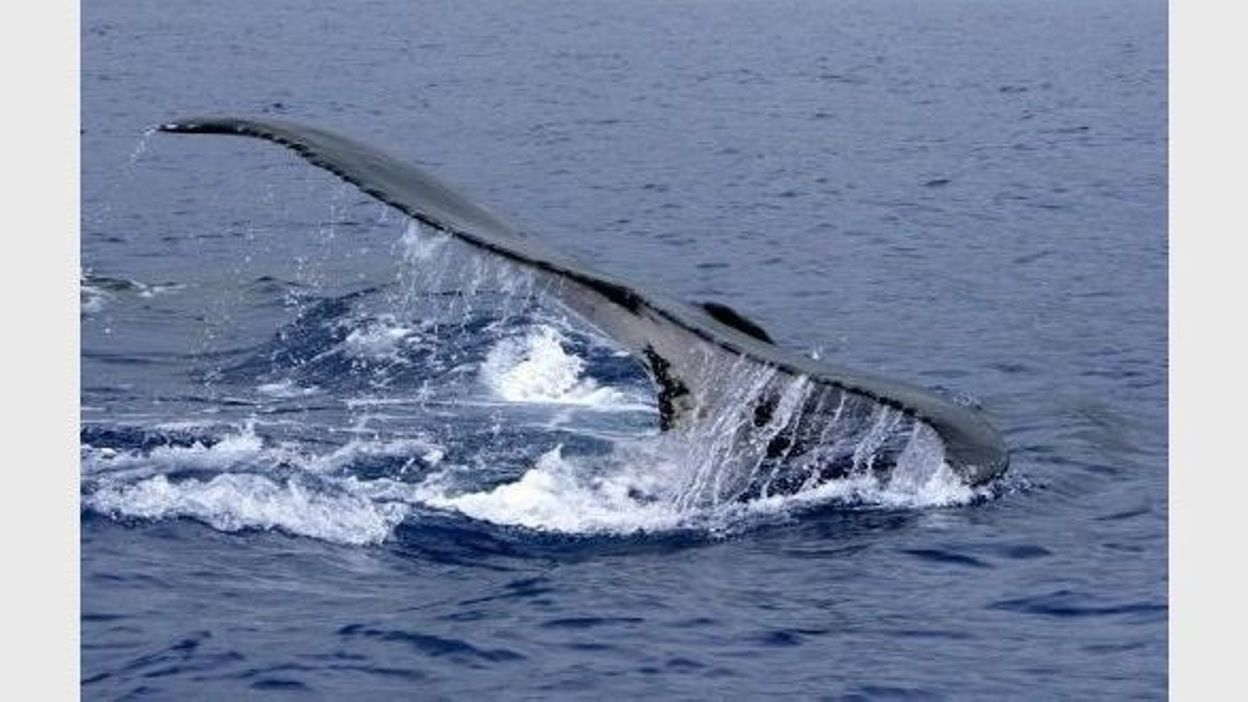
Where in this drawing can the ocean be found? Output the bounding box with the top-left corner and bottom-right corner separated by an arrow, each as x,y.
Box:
81,0 -> 1167,697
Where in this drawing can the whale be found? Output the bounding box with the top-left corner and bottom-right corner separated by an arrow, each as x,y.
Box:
157,116 -> 1008,503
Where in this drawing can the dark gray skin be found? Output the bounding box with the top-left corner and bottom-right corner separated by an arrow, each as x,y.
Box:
157,116 -> 1008,492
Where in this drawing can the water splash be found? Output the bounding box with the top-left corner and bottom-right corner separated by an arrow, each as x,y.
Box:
83,213 -> 985,544
128,127 -> 156,168
416,434 -> 977,537
416,329 -> 975,535
389,220 -> 542,331
81,393 -> 978,543
341,314 -> 422,363
480,324 -> 634,408
85,128 -> 158,234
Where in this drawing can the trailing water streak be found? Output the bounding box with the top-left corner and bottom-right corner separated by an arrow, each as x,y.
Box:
391,220 -> 543,332
666,356 -> 937,510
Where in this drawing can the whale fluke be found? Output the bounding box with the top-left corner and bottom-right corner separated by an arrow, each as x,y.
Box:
157,116 -> 1008,496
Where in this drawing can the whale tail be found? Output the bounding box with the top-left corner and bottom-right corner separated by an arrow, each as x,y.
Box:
157,116 -> 1007,500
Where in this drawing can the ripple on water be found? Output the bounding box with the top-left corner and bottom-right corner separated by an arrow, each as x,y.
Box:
335,624 -> 527,666
988,590 -> 1167,621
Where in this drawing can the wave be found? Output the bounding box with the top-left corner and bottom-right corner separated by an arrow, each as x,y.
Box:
82,412 -> 985,545
86,473 -> 410,546
81,423 -> 443,545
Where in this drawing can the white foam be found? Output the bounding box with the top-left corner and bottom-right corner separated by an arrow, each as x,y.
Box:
341,315 -> 421,362
414,430 -> 981,536
81,285 -> 110,314
750,461 -> 976,513
419,446 -> 686,534
480,325 -> 632,408
85,473 -> 408,546
80,274 -> 184,315
257,379 -> 321,398
82,401 -> 980,542
305,435 -> 446,475
81,423 -> 445,545
82,424 -> 273,480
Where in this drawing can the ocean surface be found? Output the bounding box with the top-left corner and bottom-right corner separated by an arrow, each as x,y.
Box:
81,0 -> 1167,698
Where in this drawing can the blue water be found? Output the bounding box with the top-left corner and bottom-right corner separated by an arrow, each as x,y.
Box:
82,0 -> 1167,698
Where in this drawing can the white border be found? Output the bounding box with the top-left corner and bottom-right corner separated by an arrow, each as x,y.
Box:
0,0 -> 79,696
1171,1 -> 1245,697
